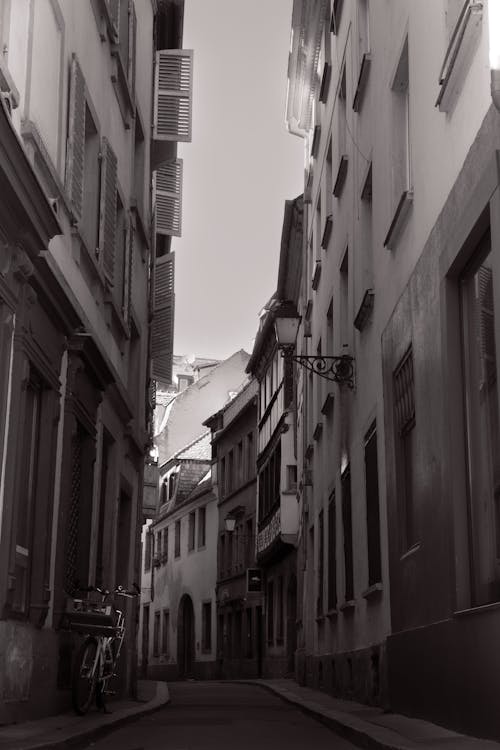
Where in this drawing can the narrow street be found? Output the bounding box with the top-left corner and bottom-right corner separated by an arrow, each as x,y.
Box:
80,682 -> 358,749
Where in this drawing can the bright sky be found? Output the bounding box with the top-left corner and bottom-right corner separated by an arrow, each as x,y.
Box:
173,0 -> 304,361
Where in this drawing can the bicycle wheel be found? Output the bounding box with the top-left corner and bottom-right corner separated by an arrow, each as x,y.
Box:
72,638 -> 99,715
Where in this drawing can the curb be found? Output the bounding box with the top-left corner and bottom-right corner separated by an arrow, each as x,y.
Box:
229,680 -> 416,750
7,682 -> 170,750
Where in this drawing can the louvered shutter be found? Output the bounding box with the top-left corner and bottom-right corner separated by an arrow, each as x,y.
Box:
98,138 -> 118,282
152,253 -> 175,384
65,54 -> 86,222
123,213 -> 134,323
478,265 -> 496,384
153,50 -> 193,142
109,0 -> 120,37
128,0 -> 137,100
154,159 -> 183,237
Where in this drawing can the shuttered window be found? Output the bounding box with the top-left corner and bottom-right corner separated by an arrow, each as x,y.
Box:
122,214 -> 134,323
128,1 -> 137,100
154,159 -> 183,237
98,137 -> 118,283
152,252 -> 175,383
65,54 -> 86,222
153,50 -> 193,142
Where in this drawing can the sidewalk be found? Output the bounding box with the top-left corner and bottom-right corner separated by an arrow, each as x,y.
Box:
0,680 -> 169,750
237,678 -> 500,750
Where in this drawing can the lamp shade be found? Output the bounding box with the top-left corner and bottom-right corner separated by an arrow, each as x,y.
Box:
225,517 -> 236,533
275,315 -> 300,348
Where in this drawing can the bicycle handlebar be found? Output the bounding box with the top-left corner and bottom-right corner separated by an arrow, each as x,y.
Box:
71,583 -> 141,598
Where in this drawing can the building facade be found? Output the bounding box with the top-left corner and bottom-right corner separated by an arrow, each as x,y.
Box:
0,0 -> 168,721
285,0 -> 500,737
246,198 -> 303,678
139,432 -> 218,680
205,379 -> 262,679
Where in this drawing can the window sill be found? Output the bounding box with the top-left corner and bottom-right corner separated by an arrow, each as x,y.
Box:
0,56 -> 19,106
339,599 -> 356,612
321,393 -> 334,415
454,600 -> 500,618
110,46 -> 134,129
352,53 -> 371,113
400,542 -> 421,561
354,289 -> 374,332
326,608 -> 338,619
20,119 -> 72,220
333,155 -> 348,198
436,1 -> 482,114
384,189 -> 413,250
315,614 -> 325,623
362,582 -> 383,600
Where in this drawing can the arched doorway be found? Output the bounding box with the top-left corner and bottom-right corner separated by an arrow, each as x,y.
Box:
286,574 -> 297,675
177,594 -> 195,678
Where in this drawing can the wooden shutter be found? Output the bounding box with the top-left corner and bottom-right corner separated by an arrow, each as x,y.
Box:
98,137 -> 118,282
152,253 -> 175,383
128,0 -> 137,100
109,0 -> 120,36
478,265 -> 496,383
65,54 -> 86,222
154,159 -> 183,237
153,50 -> 193,142
123,213 -> 134,322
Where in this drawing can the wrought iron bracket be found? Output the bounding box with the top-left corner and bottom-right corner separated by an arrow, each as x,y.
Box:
280,348 -> 355,388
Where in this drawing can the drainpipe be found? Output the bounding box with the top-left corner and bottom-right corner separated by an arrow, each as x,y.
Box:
489,0 -> 500,108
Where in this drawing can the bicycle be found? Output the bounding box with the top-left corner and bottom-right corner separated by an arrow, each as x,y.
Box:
63,584 -> 140,715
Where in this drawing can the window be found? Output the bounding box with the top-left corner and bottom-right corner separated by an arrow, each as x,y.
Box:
114,192 -> 127,313
461,233 -> 500,605
202,601 -> 212,651
245,607 -> 253,658
144,529 -> 152,572
277,576 -> 284,641
286,465 -> 297,492
162,610 -> 170,655
133,112 -> 146,218
245,518 -> 254,566
317,511 -> 324,616
247,431 -> 254,479
340,249 -> 349,347
168,471 -> 177,501
82,103 -> 100,252
356,163 -> 374,329
198,506 -> 206,548
331,0 -> 344,34
327,492 -> 337,610
188,511 -> 195,551
357,0 -> 370,57
235,609 -> 242,657
390,36 -> 411,211
394,346 -> 417,551
12,372 -> 43,613
228,450 -> 234,493
338,65 -> 347,159
226,612 -> 233,658
227,530 -> 233,573
174,519 -> 181,557
342,466 -> 354,602
238,441 -> 243,486
153,611 -> 160,656
365,422 -> 382,586
220,533 -> 225,577
267,580 -> 274,643
220,456 -> 226,498
162,526 -> 169,562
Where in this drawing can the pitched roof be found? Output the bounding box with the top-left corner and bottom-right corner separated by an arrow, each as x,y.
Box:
175,431 -> 211,461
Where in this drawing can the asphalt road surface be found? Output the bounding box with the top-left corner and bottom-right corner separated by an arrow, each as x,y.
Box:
81,681 -> 359,749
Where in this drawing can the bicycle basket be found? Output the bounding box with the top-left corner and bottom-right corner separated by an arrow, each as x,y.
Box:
63,597 -> 119,636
